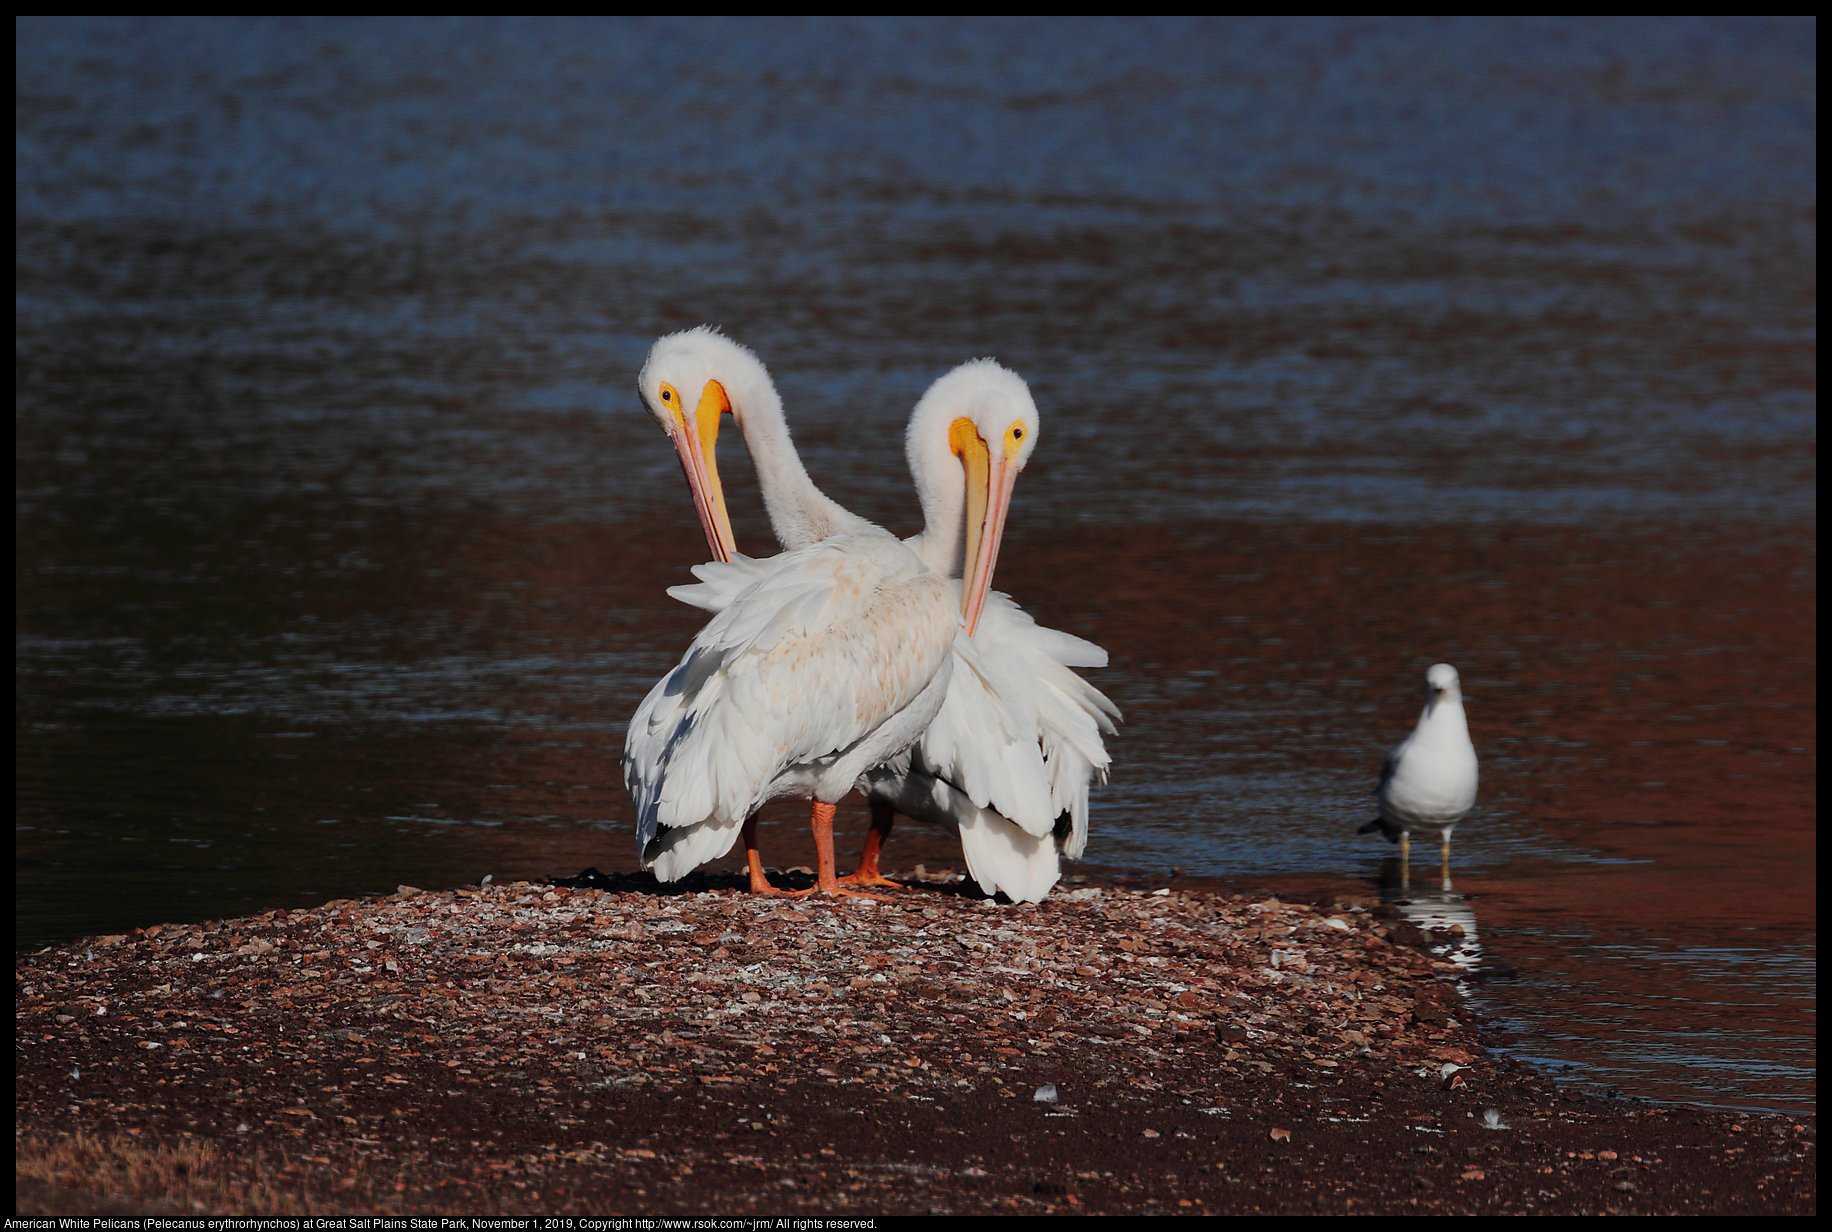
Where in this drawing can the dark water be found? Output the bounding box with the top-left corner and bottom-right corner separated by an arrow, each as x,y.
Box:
15,18 -> 1815,1113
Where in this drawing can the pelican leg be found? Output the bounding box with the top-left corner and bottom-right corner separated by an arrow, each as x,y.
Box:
785,801 -> 893,903
839,799 -> 902,888
740,812 -> 793,896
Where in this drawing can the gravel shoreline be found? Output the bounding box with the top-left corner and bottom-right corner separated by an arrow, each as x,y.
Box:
15,874 -> 1815,1215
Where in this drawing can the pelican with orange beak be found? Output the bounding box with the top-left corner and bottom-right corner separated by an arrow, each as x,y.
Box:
623,334 -> 1050,898
633,328 -> 1115,901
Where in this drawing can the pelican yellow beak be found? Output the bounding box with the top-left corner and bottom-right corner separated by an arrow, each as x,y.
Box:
950,416 -> 1021,638
665,378 -> 738,563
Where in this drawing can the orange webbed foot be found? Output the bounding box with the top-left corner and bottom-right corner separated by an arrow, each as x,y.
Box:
837,871 -> 903,889
827,885 -> 896,904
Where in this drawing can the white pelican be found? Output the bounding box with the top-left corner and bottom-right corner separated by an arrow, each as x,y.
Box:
853,359 -> 1118,901
1358,663 -> 1478,885
637,327 -> 1117,901
623,338 -> 1033,900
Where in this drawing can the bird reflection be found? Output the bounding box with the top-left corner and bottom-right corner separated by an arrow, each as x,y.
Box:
1371,871 -> 1482,976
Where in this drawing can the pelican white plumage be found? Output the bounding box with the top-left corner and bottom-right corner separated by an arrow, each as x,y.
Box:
1358,663 -> 1479,884
853,359 -> 1118,901
638,326 -> 1117,902
623,531 -> 958,899
624,332 -> 1035,899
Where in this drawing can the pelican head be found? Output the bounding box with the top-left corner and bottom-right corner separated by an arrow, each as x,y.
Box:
637,326 -> 772,563
905,359 -> 1040,637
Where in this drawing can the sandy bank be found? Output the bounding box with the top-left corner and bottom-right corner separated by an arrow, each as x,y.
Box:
15,874 -> 1814,1215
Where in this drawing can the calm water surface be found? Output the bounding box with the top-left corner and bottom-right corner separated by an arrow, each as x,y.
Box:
16,18 -> 1815,1113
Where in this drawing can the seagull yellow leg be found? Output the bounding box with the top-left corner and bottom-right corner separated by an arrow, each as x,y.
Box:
1399,831 -> 1410,889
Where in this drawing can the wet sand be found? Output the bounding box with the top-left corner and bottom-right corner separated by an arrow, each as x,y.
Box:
14,877 -> 1814,1215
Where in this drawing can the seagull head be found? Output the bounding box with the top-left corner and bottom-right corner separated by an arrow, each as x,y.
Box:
1426,663 -> 1462,709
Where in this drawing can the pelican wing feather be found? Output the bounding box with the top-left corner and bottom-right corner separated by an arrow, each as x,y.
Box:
625,533 -> 954,879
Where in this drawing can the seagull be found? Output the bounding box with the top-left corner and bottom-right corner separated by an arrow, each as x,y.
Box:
1359,663 -> 1478,883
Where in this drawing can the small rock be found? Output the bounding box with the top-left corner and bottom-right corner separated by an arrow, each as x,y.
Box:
1269,1128 -> 1291,1143
1033,1084 -> 1058,1103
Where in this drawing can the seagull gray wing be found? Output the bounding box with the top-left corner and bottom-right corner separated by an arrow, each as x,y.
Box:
1375,742 -> 1401,796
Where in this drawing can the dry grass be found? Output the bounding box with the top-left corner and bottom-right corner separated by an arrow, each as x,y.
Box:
14,1129 -> 348,1216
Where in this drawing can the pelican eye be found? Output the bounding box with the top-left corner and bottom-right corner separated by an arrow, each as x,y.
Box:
657,381 -> 687,422
1004,421 -> 1031,460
